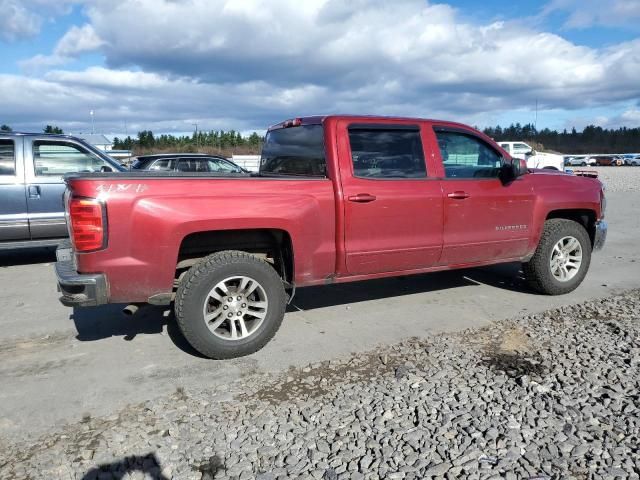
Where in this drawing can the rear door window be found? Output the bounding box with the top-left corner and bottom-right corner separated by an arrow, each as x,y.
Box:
176,158 -> 209,172
0,139 -> 15,176
347,126 -> 426,178
207,158 -> 243,173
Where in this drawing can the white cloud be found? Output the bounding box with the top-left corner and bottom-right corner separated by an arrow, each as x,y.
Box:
55,24 -> 104,56
5,0 -> 640,132
543,0 -> 640,29
20,24 -> 104,72
0,0 -> 41,41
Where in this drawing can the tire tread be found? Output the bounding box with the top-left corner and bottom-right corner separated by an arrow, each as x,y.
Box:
175,250 -> 286,359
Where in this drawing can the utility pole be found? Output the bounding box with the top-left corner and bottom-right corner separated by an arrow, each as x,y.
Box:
90,110 -> 95,134
192,123 -> 198,148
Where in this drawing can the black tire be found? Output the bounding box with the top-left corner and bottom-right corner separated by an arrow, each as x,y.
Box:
581,162 -> 587,166
175,250 -> 287,359
523,219 -> 592,295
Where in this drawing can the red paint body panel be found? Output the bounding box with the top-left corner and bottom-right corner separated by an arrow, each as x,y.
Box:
65,115 -> 604,304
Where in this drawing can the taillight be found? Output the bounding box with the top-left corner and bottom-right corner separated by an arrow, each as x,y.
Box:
68,196 -> 107,252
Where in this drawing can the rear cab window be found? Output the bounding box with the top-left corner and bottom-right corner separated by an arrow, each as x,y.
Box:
260,125 -> 326,177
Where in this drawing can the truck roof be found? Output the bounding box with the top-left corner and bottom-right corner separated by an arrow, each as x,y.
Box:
0,132 -> 83,140
267,115 -> 480,132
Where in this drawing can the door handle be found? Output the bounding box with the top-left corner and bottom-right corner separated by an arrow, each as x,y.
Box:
447,191 -> 470,199
28,185 -> 41,199
348,193 -> 377,203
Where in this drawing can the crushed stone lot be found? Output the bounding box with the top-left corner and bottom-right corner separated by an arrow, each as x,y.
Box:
586,166 -> 640,193
1,290 -> 639,479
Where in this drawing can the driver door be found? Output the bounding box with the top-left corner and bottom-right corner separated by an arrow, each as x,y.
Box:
24,137 -> 114,239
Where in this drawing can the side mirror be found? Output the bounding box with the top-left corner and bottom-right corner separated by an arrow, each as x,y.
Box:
526,149 -> 536,157
514,159 -> 528,177
500,159 -> 528,183
100,165 -> 113,173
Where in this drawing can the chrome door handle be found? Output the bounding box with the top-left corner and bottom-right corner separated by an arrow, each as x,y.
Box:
348,193 -> 377,203
447,191 -> 470,199
28,185 -> 41,199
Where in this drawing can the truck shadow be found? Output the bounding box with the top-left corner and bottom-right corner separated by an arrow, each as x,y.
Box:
70,263 -> 531,357
0,246 -> 57,267
71,304 -> 206,358
289,262 -> 532,311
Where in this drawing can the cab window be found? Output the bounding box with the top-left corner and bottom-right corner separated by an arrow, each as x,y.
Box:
435,130 -> 504,179
33,141 -> 113,176
149,159 -> 175,171
348,126 -> 426,179
0,139 -> 15,176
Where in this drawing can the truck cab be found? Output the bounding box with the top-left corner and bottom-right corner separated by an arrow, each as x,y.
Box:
0,133 -> 124,250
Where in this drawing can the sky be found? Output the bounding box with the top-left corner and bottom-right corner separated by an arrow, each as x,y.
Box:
0,0 -> 639,136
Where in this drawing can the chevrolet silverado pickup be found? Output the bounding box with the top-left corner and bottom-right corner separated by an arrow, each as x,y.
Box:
55,115 -> 607,359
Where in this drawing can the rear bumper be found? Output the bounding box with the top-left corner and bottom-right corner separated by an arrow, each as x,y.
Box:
55,258 -> 108,307
593,220 -> 607,251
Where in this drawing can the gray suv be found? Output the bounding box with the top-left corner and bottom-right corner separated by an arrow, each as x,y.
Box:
0,133 -> 124,250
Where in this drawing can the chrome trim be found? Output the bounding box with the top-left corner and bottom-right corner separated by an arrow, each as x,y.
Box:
593,220 -> 607,251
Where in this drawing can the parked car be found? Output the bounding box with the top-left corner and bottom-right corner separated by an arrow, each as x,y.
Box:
0,132 -> 124,250
498,141 -> 564,170
591,155 -> 619,166
55,115 -> 607,359
623,155 -> 640,166
131,153 -> 248,174
565,156 -> 593,167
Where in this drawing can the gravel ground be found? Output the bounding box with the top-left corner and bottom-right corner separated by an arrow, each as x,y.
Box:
1,290 -> 639,480
581,166 -> 640,193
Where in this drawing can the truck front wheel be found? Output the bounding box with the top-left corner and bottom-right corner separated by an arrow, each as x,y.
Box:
523,219 -> 592,295
175,250 -> 287,359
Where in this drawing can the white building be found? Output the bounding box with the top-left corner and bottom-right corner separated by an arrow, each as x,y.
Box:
76,134 -> 113,151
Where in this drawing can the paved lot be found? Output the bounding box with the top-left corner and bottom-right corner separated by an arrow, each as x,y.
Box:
0,171 -> 639,443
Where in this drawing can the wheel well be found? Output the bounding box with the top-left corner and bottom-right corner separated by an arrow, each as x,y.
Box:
176,229 -> 294,286
546,209 -> 596,245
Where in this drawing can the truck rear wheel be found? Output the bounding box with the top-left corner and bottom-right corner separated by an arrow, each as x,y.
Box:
175,250 -> 287,359
523,219 -> 592,295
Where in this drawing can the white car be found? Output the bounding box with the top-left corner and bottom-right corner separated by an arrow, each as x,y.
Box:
499,141 -> 565,170
623,155 -> 640,166
565,156 -> 595,167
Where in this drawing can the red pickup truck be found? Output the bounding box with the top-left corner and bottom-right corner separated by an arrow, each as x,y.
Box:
56,115 -> 607,359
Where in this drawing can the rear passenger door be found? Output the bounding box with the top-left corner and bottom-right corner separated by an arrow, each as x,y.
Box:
0,136 -> 29,242
337,121 -> 444,275
432,127 -> 535,265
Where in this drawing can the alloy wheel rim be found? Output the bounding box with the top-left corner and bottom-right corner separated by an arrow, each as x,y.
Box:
202,276 -> 269,340
550,236 -> 583,282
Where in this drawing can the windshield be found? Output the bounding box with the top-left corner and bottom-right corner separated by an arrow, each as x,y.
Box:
260,125 -> 326,177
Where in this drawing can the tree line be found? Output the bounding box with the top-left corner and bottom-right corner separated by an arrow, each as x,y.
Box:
1,124 -> 64,134
2,122 -> 639,154
483,123 -> 640,154
113,130 -> 264,154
